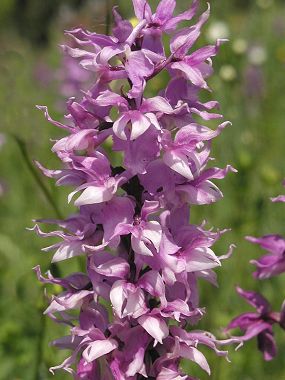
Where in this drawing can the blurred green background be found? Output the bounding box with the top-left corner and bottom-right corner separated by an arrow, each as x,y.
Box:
0,0 -> 285,379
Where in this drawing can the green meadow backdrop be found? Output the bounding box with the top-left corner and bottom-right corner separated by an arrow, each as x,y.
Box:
0,0 -> 284,379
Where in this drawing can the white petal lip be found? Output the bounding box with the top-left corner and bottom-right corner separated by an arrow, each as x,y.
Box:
171,61 -> 207,88
98,46 -> 125,65
138,315 -> 169,344
138,270 -> 165,297
110,280 -> 126,318
51,242 -> 83,263
163,150 -> 194,180
180,345 -> 211,375
45,290 -> 92,314
95,90 -> 128,107
185,247 -> 221,272
145,112 -> 161,130
199,181 -> 223,203
74,185 -> 114,206
143,221 -> 162,251
83,338 -> 118,362
157,367 -> 188,380
113,114 -> 130,140
110,281 -> 146,318
131,234 -> 154,256
123,288 -> 146,318
125,346 -> 145,377
65,129 -> 95,151
177,180 -> 223,205
95,258 -> 130,278
141,96 -> 173,114
113,111 -> 154,141
130,113 -> 151,140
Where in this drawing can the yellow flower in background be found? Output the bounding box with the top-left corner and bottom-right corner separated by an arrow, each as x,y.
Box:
238,150 -> 252,169
232,38 -> 248,55
276,45 -> 285,63
261,164 -> 280,185
129,17 -> 139,28
219,65 -> 237,81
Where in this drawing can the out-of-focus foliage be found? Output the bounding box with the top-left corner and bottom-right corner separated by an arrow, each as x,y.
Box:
0,0 -> 284,379
0,0 -> 88,46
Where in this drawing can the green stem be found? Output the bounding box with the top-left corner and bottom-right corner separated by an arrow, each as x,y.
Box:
13,135 -> 63,219
12,135 -> 63,379
105,0 -> 113,36
213,355 -> 223,380
33,302 -> 46,380
12,135 -> 64,276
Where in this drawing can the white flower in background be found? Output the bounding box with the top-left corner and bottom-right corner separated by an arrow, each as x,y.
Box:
219,65 -> 237,81
206,21 -> 230,43
240,131 -> 254,145
248,45 -> 267,66
232,38 -> 248,55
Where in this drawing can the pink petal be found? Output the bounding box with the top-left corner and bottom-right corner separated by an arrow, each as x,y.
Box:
163,150 -> 194,180
73,185 -> 114,206
113,114 -> 130,140
131,234 -> 154,256
171,61 -> 208,89
155,0 -> 176,24
110,280 -> 127,318
124,288 -> 147,318
83,339 -> 118,362
143,221 -> 162,251
178,180 -> 223,205
180,345 -> 210,375
130,111 -> 152,140
185,247 -> 221,272
141,96 -> 173,114
138,315 -> 169,344
132,0 -> 152,21
138,270 -> 165,298
94,258 -> 130,279
51,241 -> 84,263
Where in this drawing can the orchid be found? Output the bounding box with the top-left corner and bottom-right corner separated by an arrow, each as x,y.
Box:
246,180 -> 285,279
226,287 -> 284,361
58,44 -> 93,99
227,180 -> 285,361
247,234 -> 285,279
34,1 -> 240,378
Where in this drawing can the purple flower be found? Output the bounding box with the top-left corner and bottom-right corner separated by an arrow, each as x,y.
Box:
227,179 -> 285,364
58,47 -> 93,99
227,287 -> 284,361
76,359 -> 98,379
246,235 -> 285,279
94,90 -> 173,140
33,1 -> 239,378
132,0 -> 199,54
244,64 -> 265,100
